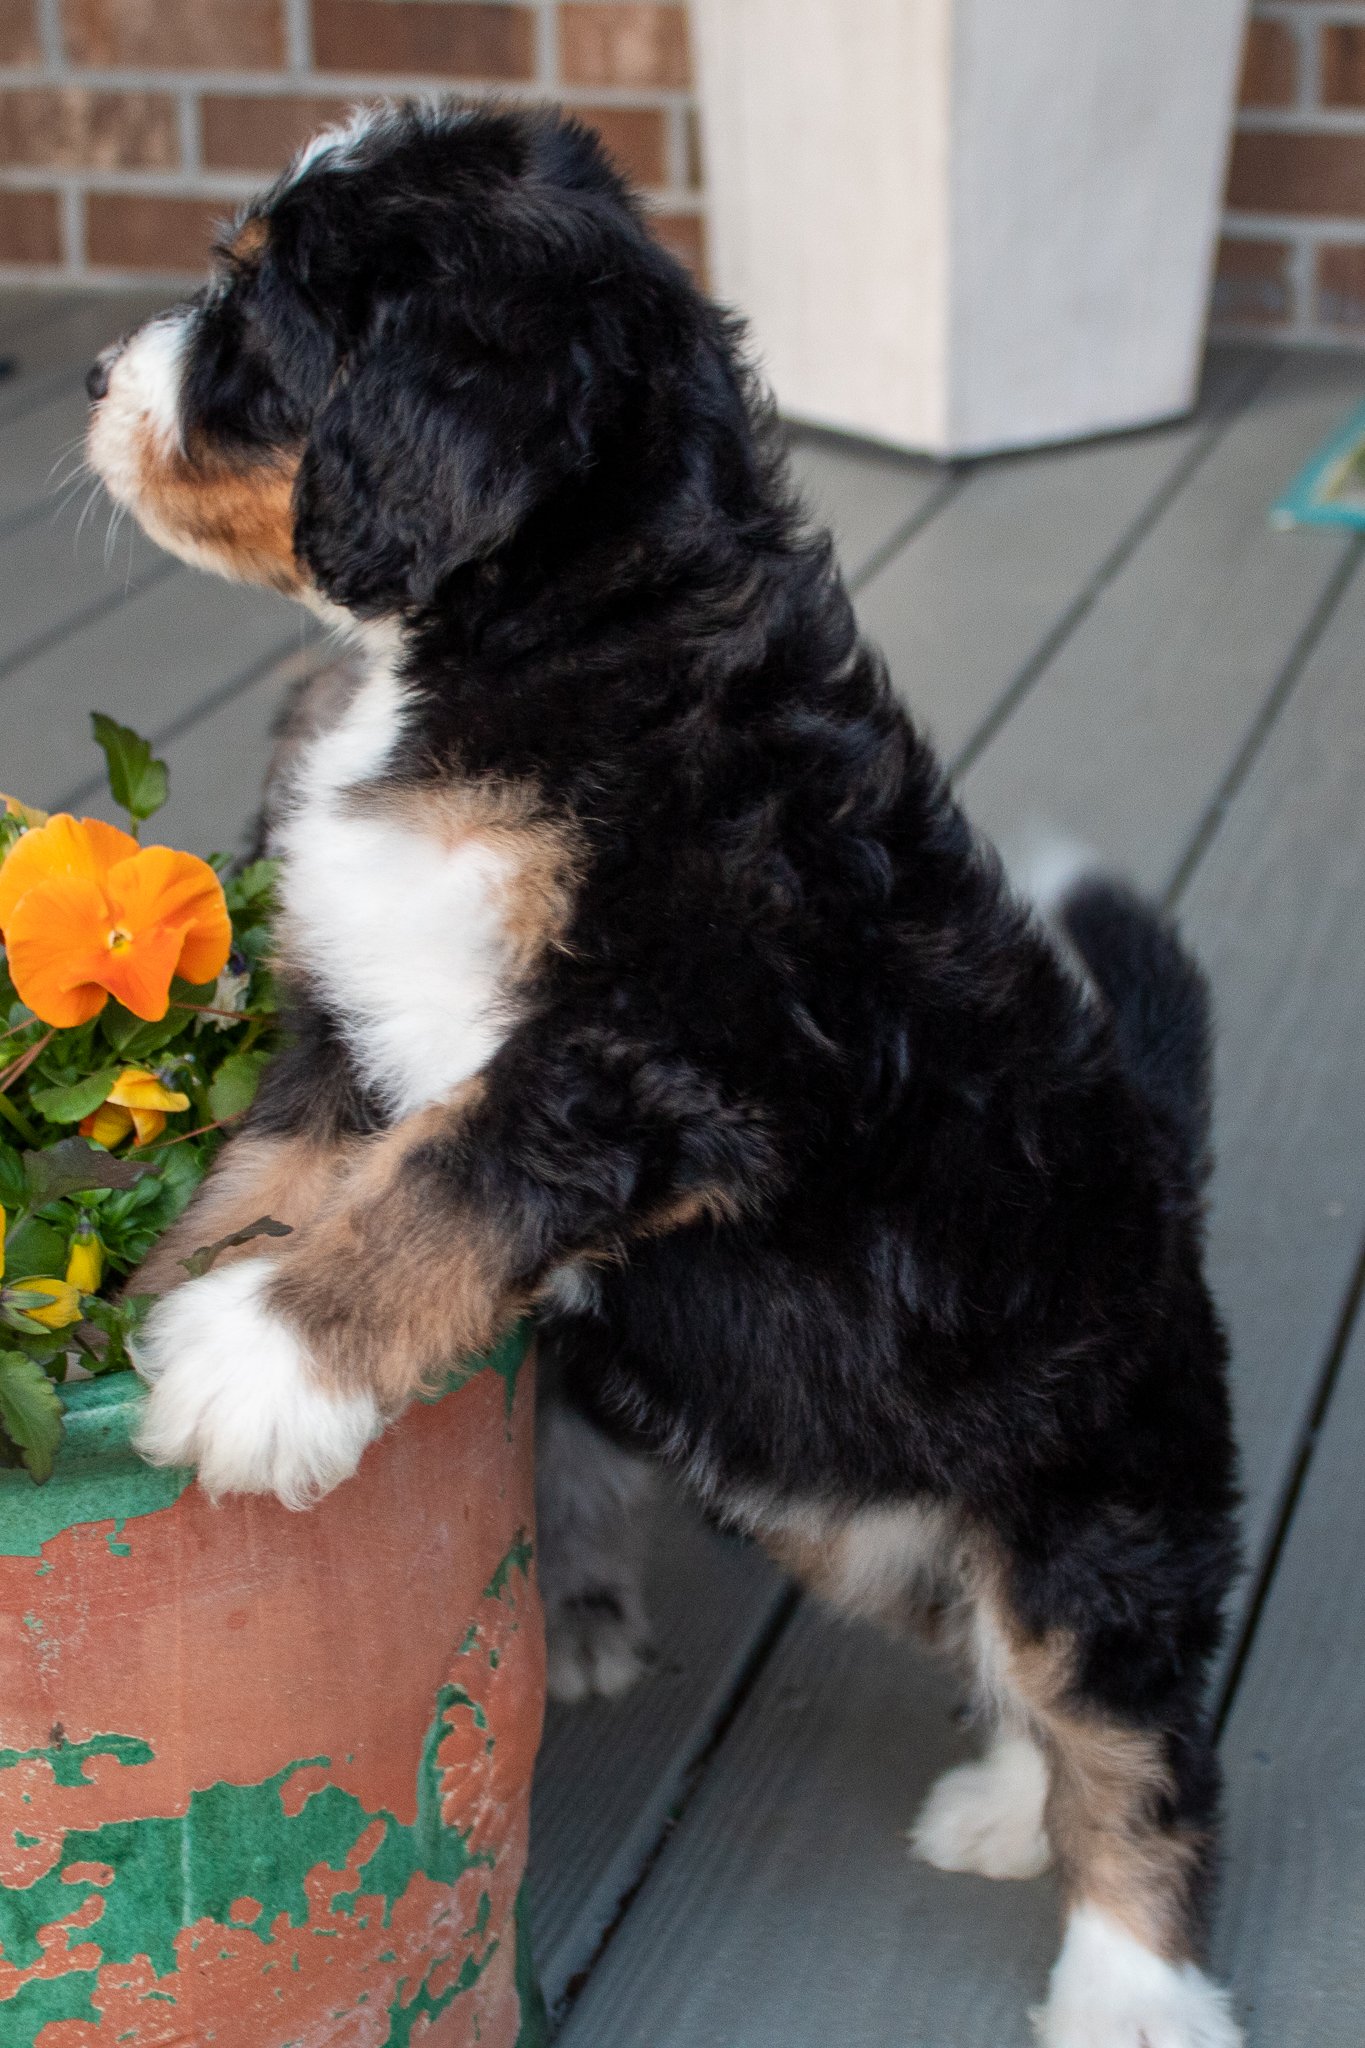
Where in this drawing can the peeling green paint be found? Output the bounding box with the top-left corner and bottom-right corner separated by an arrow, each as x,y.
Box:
0,1732 -> 154,1787
483,1532 -> 534,1604
386,1942 -> 495,2048
1,1969 -> 100,2034
422,1321 -> 530,1424
0,1684 -> 485,2034
0,1377 -> 192,1559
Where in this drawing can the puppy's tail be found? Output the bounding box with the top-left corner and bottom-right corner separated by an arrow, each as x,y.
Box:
1027,846 -> 1214,1187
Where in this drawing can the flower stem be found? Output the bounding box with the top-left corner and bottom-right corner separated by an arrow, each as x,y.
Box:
133,1114 -> 236,1154
0,1089 -> 39,1146
0,1028 -> 55,1095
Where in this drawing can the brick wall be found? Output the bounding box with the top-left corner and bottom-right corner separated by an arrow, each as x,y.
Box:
1216,2 -> 1365,342
0,0 -> 703,281
2,2 -> 1362,353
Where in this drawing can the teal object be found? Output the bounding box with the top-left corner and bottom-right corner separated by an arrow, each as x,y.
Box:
1273,401 -> 1365,531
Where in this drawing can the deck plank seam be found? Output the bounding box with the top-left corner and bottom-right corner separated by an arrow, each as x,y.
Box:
0,553 -> 179,693
549,1582 -> 802,2037
1165,533 -> 1365,913
949,351 -> 1279,784
1215,1223 -> 1365,1741
846,467 -> 969,596
52,634 -> 329,818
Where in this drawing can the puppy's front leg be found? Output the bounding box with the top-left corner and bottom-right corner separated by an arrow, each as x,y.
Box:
134,1025 -> 768,1509
126,1131 -> 348,1299
133,1097 -> 491,1506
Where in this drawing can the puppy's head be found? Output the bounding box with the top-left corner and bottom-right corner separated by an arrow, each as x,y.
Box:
86,102 -> 712,621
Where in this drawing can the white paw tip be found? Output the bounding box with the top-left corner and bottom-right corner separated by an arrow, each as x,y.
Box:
910,1735 -> 1054,1881
132,1259 -> 383,1509
1034,1908 -> 1243,2048
546,1598 -> 654,1706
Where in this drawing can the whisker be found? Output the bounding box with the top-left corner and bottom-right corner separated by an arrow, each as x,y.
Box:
46,434 -> 90,487
73,477 -> 105,550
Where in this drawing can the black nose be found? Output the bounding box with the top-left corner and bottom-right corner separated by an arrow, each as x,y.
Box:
85,355 -> 111,403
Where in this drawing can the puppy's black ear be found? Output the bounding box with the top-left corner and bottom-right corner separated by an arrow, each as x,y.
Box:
295,307 -> 598,613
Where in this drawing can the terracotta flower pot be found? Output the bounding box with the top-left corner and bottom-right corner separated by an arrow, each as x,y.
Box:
0,1329 -> 546,2048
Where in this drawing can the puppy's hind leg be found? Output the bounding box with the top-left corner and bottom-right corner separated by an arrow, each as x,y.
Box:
537,1391 -> 657,1705
968,1539 -> 1243,2048
760,1502 -> 1053,1882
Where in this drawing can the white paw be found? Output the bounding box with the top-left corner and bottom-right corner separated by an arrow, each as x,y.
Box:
546,1589 -> 655,1705
910,1733 -> 1053,1880
1035,1909 -> 1243,2048
132,1260 -> 383,1509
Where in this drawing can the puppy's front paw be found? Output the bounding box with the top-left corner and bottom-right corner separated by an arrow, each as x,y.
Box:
546,1587 -> 656,1705
1034,1909 -> 1243,2048
132,1260 -> 383,1508
911,1733 -> 1053,1880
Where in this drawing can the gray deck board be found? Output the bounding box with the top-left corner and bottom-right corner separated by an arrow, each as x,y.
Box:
786,427 -> 949,589
0,380 -> 93,532
962,351 -> 1365,894
529,1500 -> 786,2019
856,351 -> 1265,763
0,290 -> 169,423
5,564 -> 307,823
1215,1313 -> 1365,2040
556,1605 -> 1056,2048
1181,556 -> 1365,1593
0,501 -> 171,678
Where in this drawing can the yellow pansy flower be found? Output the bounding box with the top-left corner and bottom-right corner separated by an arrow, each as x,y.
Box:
65,1222 -> 103,1294
4,1277 -> 83,1330
79,1066 -> 191,1148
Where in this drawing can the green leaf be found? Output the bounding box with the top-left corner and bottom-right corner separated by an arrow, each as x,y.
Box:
207,1049 -> 270,1123
99,1007 -> 189,1064
0,1142 -> 26,1209
1,1217 -> 69,1283
181,1215 -> 292,1280
0,1350 -> 63,1483
90,712 -> 168,825
224,859 -> 281,915
29,1068 -> 121,1124
23,1137 -> 151,1206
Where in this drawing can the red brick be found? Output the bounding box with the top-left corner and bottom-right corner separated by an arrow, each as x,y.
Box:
560,5 -> 691,90
1212,236 -> 1294,327
1317,243 -> 1365,332
1227,130 -> 1365,218
0,189 -> 62,265
0,89 -> 179,171
1238,20 -> 1297,108
201,93 -> 360,173
650,208 -> 705,284
1322,25 -> 1365,108
573,105 -> 668,188
62,0 -> 286,70
0,0 -> 41,65
311,1 -> 536,79
86,191 -> 233,273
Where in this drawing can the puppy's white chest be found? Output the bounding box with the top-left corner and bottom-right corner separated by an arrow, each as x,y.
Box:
278,669 -> 518,1118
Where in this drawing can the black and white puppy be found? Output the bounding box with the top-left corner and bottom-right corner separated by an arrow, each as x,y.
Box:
87,102 -> 1242,2047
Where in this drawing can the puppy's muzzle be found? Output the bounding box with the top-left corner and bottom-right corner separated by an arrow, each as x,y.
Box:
86,342 -> 123,403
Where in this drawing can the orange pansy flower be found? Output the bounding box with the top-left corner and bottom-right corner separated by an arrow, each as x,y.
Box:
0,815 -> 231,1028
